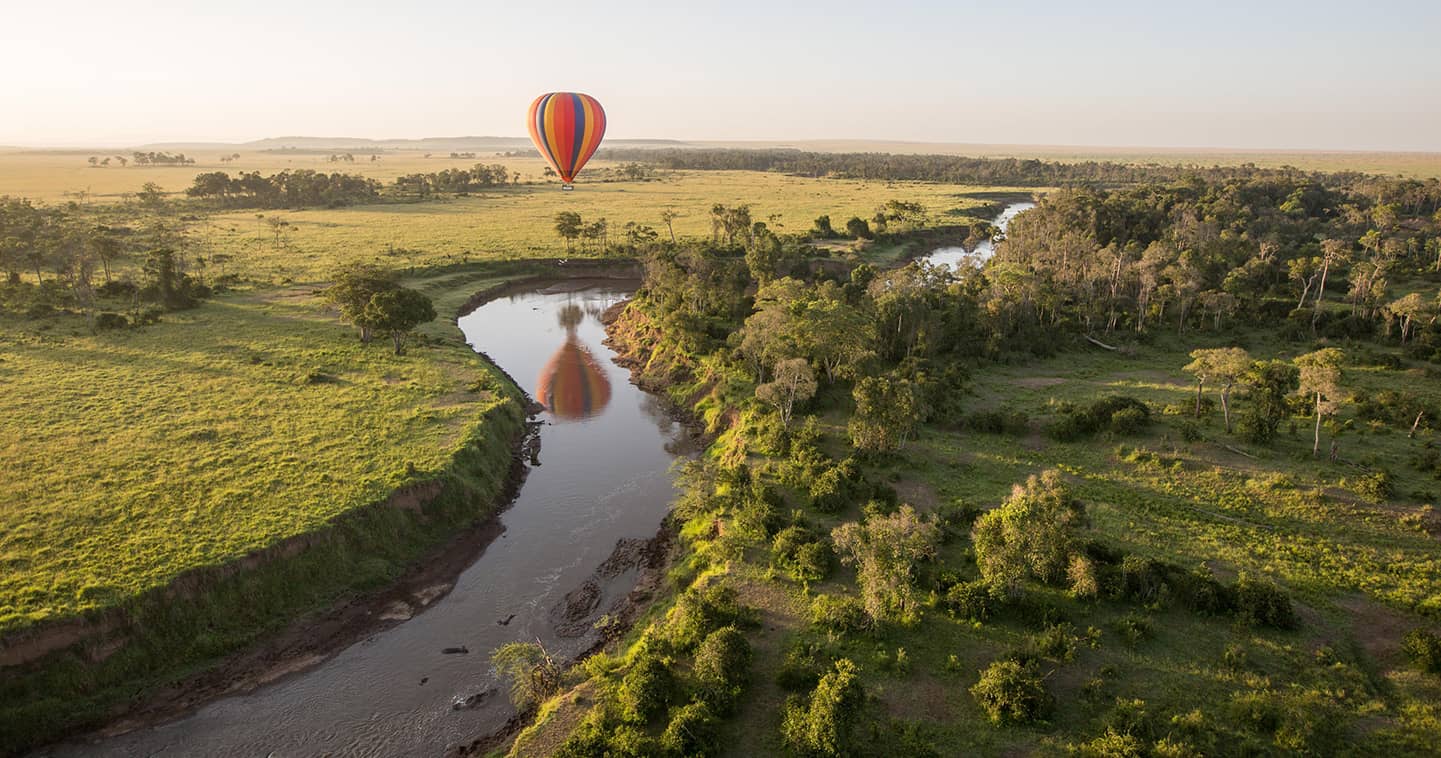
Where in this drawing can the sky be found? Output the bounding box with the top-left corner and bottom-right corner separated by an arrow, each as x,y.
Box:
2,0 -> 1439,151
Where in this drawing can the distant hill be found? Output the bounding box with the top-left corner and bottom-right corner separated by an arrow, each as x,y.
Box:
134,136 -> 692,153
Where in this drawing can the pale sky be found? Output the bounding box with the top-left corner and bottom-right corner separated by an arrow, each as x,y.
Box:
3,0 -> 1439,151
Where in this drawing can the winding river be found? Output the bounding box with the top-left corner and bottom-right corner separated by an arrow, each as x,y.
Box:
54,280 -> 692,757
925,199 -> 1035,268
52,200 -> 1035,757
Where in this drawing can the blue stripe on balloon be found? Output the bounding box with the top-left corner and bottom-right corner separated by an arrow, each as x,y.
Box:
569,93 -> 586,174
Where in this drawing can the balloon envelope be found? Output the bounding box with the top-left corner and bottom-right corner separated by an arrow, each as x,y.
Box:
527,92 -> 606,186
536,337 -> 612,420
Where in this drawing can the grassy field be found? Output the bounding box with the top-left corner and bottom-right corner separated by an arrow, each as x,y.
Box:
0,280 -> 520,634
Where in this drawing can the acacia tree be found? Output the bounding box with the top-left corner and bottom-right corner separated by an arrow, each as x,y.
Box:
1183,347 -> 1253,432
755,357 -> 816,427
553,211 -> 582,251
323,263 -> 399,343
1388,292 -> 1434,343
361,287 -> 436,356
831,506 -> 940,626
659,208 -> 679,243
1295,348 -> 1345,458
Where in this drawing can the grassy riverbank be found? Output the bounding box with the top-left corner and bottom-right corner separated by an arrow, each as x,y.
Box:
0,270 -> 531,752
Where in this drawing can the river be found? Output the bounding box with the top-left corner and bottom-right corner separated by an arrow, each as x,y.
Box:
52,280 -> 691,757
924,199 -> 1035,269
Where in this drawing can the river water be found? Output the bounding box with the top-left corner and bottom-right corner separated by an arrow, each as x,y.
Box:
54,280 -> 690,757
925,199 -> 1035,269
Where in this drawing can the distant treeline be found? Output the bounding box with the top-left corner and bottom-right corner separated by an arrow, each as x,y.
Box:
186,170 -> 381,208
596,147 -> 1440,190
393,164 -> 517,197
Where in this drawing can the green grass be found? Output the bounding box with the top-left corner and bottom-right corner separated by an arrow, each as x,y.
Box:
187,171 -> 1015,283
0,283 -> 518,634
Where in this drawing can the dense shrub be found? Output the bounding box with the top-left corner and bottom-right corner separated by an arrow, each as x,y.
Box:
693,626 -> 751,712
661,700 -> 719,756
810,457 -> 862,513
618,653 -> 677,723
1232,576 -> 1298,630
944,580 -> 995,621
972,470 -> 1085,596
1119,555 -> 1166,604
1349,469 -> 1394,504
810,594 -> 870,634
772,525 -> 832,583
1047,396 -> 1151,441
969,659 -> 1052,725
964,408 -> 1030,435
94,312 -> 128,330
781,659 -> 865,757
1401,628 -> 1441,674
666,583 -> 754,650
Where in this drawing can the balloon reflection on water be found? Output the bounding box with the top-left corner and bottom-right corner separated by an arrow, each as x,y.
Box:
535,303 -> 612,420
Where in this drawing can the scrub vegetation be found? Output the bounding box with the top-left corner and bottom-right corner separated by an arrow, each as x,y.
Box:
508,158 -> 1441,755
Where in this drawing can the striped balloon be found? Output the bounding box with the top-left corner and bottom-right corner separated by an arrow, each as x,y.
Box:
527,92 -> 607,188
536,337 -> 612,420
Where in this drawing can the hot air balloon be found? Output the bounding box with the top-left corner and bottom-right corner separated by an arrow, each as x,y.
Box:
535,304 -> 612,419
527,92 -> 606,191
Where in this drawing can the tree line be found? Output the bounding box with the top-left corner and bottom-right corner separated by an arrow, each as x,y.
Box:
185,170 -> 381,208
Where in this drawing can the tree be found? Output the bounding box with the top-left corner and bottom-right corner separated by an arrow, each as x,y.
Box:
1183,347 -> 1252,432
781,659 -> 864,757
659,208 -> 679,243
137,182 -> 166,211
323,264 -> 399,343
848,372 -> 921,453
490,642 -> 561,710
970,660 -> 1052,725
1388,292 -> 1434,344
1236,360 -> 1299,445
553,211 -> 582,251
1295,348 -> 1345,457
831,505 -> 940,625
361,287 -> 436,355
844,216 -> 873,240
756,357 -> 817,427
810,215 -> 836,239
972,470 -> 1084,598
1313,239 -> 1350,327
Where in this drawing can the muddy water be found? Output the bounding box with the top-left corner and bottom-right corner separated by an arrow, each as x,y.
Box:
58,281 -> 691,757
925,200 -> 1036,269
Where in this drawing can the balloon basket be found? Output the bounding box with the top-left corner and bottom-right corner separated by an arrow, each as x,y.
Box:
560,183 -> 574,192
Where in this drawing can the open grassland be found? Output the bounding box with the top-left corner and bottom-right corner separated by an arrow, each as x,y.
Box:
181,173 -> 1012,283
0,150 -> 556,202
0,280 -> 517,634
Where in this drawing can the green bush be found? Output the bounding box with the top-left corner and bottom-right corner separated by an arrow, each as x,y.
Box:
1110,407 -> 1149,435
781,659 -> 864,757
618,654 -> 677,724
1111,613 -> 1154,646
1232,576 -> 1297,630
1349,469 -> 1395,504
693,626 -> 751,712
777,641 -> 829,692
944,580 -> 995,621
1120,555 -> 1166,604
94,312 -> 128,330
772,525 -> 832,583
810,594 -> 869,634
660,700 -> 719,757
1401,628 -> 1441,674
969,659 -> 1052,725
666,583 -> 754,650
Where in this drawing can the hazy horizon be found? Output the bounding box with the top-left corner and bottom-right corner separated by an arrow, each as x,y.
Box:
4,0 -> 1439,152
